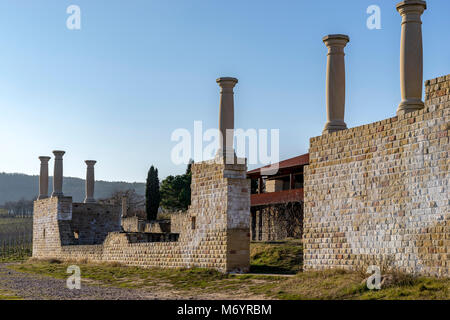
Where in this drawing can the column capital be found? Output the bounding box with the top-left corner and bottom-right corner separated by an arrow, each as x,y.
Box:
39,156 -> 51,163
216,77 -> 238,90
396,0 -> 427,14
323,34 -> 350,47
85,160 -> 97,166
397,1 -> 426,25
52,150 -> 65,158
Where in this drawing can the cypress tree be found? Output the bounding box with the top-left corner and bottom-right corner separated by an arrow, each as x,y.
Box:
145,166 -> 160,221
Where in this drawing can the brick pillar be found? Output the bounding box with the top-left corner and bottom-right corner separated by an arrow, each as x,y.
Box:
397,0 -> 427,115
51,150 -> 65,197
84,160 -> 97,203
322,34 -> 349,134
38,156 -> 51,200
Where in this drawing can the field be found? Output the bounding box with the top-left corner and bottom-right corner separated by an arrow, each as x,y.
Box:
1,239 -> 448,300
0,216 -> 33,262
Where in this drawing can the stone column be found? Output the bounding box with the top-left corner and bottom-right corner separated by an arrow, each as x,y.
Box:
216,77 -> 238,159
322,34 -> 349,134
84,160 -> 97,203
121,196 -> 128,217
51,151 -> 65,197
38,156 -> 51,200
397,0 -> 427,115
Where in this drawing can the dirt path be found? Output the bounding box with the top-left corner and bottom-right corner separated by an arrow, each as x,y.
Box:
0,263 -> 269,300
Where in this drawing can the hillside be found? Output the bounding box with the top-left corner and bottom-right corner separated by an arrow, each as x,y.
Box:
0,173 -> 145,205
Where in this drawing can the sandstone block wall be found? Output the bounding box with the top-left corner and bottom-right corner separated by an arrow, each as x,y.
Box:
33,157 -> 251,273
303,75 -> 449,277
121,216 -> 171,233
33,197 -> 121,257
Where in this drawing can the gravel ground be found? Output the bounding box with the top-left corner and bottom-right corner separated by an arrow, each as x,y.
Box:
0,263 -> 170,300
0,263 -> 268,300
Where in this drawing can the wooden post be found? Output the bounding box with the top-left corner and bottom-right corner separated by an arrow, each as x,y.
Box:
258,177 -> 263,194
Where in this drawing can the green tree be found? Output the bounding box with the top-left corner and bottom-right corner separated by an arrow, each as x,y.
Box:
145,166 -> 160,220
160,161 -> 192,212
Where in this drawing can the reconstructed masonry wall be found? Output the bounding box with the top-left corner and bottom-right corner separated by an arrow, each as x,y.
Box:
32,158 -> 251,273
303,75 -> 449,277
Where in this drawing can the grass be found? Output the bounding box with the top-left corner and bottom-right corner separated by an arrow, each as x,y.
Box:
4,240 -> 450,300
0,289 -> 23,300
251,269 -> 449,300
0,250 -> 32,263
250,239 -> 302,274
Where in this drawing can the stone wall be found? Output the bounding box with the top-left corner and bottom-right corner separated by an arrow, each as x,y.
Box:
33,197 -> 121,257
303,75 -> 449,277
32,157 -> 251,273
121,216 -> 171,233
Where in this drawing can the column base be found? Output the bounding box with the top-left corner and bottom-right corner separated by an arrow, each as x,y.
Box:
84,198 -> 96,204
323,120 -> 347,134
397,99 -> 424,115
216,149 -> 238,164
51,192 -> 64,197
37,195 -> 48,200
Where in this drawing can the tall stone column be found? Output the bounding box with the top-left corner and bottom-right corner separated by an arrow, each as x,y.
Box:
38,156 -> 51,200
84,160 -> 97,203
397,0 -> 427,115
121,196 -> 128,217
216,77 -> 238,160
322,34 -> 349,134
51,150 -> 65,197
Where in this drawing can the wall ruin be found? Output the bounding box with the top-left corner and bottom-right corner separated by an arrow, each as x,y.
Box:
32,157 -> 251,273
303,75 -> 449,277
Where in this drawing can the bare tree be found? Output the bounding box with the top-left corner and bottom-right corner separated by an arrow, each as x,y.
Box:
2,198 -> 34,217
99,189 -> 145,218
264,201 -> 303,240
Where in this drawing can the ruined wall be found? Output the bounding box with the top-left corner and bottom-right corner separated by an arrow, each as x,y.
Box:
303,75 -> 449,277
121,216 -> 171,233
71,202 -> 121,245
32,157 -> 251,273
33,197 -> 121,256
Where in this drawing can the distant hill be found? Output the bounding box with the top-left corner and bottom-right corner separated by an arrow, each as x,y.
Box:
0,172 -> 145,205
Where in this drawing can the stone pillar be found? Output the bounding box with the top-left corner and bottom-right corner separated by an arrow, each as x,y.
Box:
84,160 -> 97,203
38,156 -> 51,200
121,196 -> 128,217
322,34 -> 349,134
396,0 -> 427,115
51,151 -> 65,197
216,77 -> 238,160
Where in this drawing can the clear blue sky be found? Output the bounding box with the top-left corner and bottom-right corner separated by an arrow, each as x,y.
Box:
0,0 -> 448,183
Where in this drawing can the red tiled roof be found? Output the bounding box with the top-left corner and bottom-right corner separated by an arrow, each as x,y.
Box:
247,153 -> 309,177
